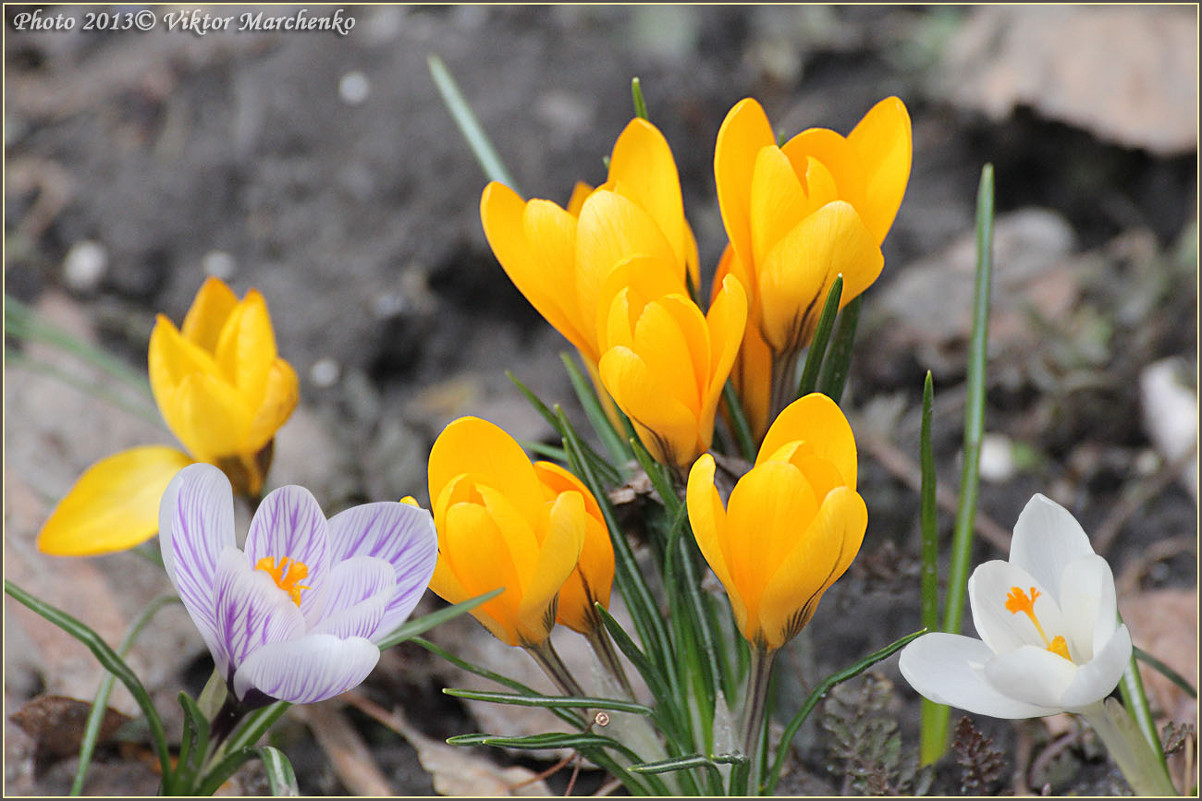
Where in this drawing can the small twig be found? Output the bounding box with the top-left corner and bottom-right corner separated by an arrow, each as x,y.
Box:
1094,443 -> 1199,556
858,429 -> 1012,552
593,777 -> 624,796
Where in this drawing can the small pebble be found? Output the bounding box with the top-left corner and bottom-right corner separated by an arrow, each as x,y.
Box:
62,240 -> 107,293
202,251 -> 237,281
310,357 -> 341,388
978,432 -> 1018,483
339,71 -> 370,106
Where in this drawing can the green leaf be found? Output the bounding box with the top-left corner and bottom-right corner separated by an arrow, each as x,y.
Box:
171,692 -> 211,796
816,293 -> 863,403
631,77 -> 650,121
560,351 -> 630,469
766,628 -> 928,794
443,688 -> 653,715
448,731 -> 643,761
257,746 -> 299,797
720,380 -> 757,462
796,275 -> 843,397
5,580 -> 172,781
375,587 -> 503,650
1135,646 -> 1197,699
509,368 -> 620,485
195,747 -> 258,797
219,702 -> 291,761
72,594 -> 179,796
427,55 -> 519,191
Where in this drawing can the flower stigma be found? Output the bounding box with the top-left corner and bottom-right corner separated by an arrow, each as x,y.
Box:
1004,585 -> 1072,661
256,556 -> 311,606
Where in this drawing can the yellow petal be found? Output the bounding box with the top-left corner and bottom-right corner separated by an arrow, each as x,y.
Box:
245,358 -> 300,453
607,118 -> 691,273
703,275 -> 748,416
749,146 -> 810,270
781,127 -> 867,213
37,446 -> 195,556
439,501 -> 523,645
173,373 -> 254,462
516,491 -> 586,645
566,181 -> 594,217
631,296 -> 706,413
757,201 -> 882,354
148,314 -> 218,412
758,393 -> 858,491
847,96 -> 912,245
427,417 -> 546,524
714,246 -> 771,441
758,486 -> 867,649
686,454 -> 747,635
480,183 -> 593,360
599,345 -> 701,469
596,255 -> 687,348
214,290 -> 278,404
714,98 -> 775,273
180,276 -> 238,353
475,485 -> 541,580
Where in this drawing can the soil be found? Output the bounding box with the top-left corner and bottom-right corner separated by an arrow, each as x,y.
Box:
4,5 -> 1197,797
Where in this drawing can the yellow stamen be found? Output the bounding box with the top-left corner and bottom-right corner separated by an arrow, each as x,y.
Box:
1005,585 -> 1072,662
256,556 -> 311,606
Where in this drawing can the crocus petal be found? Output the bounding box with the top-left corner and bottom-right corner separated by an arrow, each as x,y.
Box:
244,485 -> 331,624
749,145 -> 810,269
326,502 -> 438,638
173,372 -> 254,461
968,560 -> 1066,656
244,358 -> 299,453
898,633 -> 1061,719
214,290 -> 278,406
846,96 -> 912,245
233,634 -> 380,705
159,463 -> 237,648
1060,624 -> 1132,711
38,446 -> 194,556
607,118 -> 690,272
757,393 -> 858,490
686,455 -> 739,603
781,127 -> 867,215
436,501 -> 522,645
148,315 -> 218,396
1057,553 -> 1119,662
311,555 -> 394,639
427,417 -> 546,524
515,491 -> 586,645
212,547 -> 306,679
180,276 -> 239,353
984,645 -> 1079,710
599,345 -> 699,467
714,97 -> 775,271
1009,494 -> 1095,599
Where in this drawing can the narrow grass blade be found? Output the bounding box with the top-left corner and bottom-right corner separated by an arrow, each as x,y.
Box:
927,163 -> 995,764
8,349 -> 162,424
721,380 -> 757,462
443,688 -> 653,716
427,55 -> 518,191
195,748 -> 258,797
630,753 -> 728,786
256,746 -> 299,797
5,580 -> 172,781
171,692 -> 212,796
412,637 -> 584,728
597,606 -> 687,747
796,275 -> 843,398
561,351 -> 630,467
375,587 -> 503,650
631,77 -> 649,121
766,628 -> 927,794
509,368 -> 619,485
1120,643 -> 1171,773
917,371 -> 946,764
448,731 -> 643,761
220,701 -> 290,758
817,293 -> 863,403
1135,646 -> 1197,699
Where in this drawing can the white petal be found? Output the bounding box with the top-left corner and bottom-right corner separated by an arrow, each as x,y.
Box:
310,556 -> 393,639
969,561 -> 1066,655
984,645 -> 1078,710
232,634 -> 380,704
159,464 -> 236,650
244,485 -> 331,624
1009,494 -> 1095,597
898,633 -> 1058,719
1057,553 -> 1119,662
1061,624 -> 1132,711
213,548 -> 305,680
326,502 -> 438,637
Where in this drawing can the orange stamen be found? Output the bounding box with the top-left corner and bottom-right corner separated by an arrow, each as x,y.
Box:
1004,585 -> 1072,662
256,556 -> 311,606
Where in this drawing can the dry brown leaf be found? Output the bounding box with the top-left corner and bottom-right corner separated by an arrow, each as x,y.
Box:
9,694 -> 131,763
939,6 -> 1198,156
1118,588 -> 1198,726
295,702 -> 393,796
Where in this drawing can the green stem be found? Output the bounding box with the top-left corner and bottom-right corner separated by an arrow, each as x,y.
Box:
1079,699 -> 1179,796
586,615 -> 636,700
740,645 -> 776,794
524,639 -> 587,699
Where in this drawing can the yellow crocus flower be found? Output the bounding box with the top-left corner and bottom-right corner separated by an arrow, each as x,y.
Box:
427,416 -> 587,647
686,393 -> 867,651
714,96 -> 911,379
37,277 -> 298,556
598,274 -> 747,475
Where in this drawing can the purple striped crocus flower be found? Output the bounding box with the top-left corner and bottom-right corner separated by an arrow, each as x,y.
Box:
159,463 -> 437,706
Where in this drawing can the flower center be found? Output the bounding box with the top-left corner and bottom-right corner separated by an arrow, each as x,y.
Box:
1004,586 -> 1072,661
256,556 -> 311,606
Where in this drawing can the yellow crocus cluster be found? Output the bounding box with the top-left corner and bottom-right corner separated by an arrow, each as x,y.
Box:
37,277 -> 298,556
426,416 -> 614,646
687,393 -> 867,651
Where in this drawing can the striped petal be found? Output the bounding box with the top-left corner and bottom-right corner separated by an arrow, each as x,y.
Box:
159,463 -> 237,651
212,547 -> 306,681
310,556 -> 392,639
326,502 -> 438,638
233,634 -> 380,705
38,446 -> 193,556
244,485 -> 331,624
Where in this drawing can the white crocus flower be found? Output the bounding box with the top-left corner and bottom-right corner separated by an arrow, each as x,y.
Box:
900,493 -> 1178,796
900,493 -> 1131,716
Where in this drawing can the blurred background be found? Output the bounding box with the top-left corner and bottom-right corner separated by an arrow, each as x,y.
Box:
5,5 -> 1197,795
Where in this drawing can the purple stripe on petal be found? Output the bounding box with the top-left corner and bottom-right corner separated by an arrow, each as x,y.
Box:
213,548 -> 305,682
244,485 -> 330,625
311,595 -> 388,639
327,503 -> 438,636
320,556 -> 395,618
232,634 -> 380,704
159,464 -> 236,645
